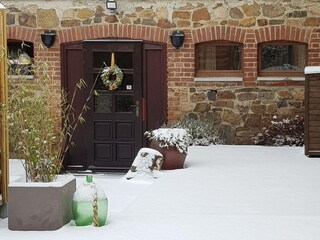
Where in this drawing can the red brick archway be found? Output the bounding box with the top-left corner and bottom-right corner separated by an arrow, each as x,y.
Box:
58,25 -> 170,44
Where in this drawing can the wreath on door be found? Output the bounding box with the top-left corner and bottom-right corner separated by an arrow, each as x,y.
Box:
101,53 -> 124,90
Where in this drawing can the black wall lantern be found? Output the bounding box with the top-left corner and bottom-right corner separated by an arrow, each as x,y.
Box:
170,30 -> 185,49
106,0 -> 117,13
40,30 -> 56,48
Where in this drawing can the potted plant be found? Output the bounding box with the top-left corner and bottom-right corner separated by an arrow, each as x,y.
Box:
2,53 -> 93,230
145,128 -> 190,170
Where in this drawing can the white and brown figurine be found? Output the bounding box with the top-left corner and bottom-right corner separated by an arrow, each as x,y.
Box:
125,148 -> 163,180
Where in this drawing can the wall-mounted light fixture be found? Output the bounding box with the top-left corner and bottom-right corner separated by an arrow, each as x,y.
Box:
170,30 -> 185,49
106,0 -> 117,13
40,30 -> 56,48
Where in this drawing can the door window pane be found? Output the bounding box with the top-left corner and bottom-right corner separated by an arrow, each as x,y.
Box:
93,52 -> 133,69
94,73 -> 106,90
94,73 -> 133,91
116,52 -> 133,69
93,51 -> 110,69
115,95 -> 134,112
94,92 -> 112,113
118,74 -> 133,91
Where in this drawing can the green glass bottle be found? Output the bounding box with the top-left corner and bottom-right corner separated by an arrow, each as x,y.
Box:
72,175 -> 108,226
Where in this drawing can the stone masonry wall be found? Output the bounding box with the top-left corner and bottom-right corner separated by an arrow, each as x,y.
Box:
187,86 -> 304,144
2,0 -> 320,144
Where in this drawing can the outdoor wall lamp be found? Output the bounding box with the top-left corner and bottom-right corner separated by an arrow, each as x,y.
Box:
40,30 -> 56,48
170,30 -> 185,49
106,0 -> 117,13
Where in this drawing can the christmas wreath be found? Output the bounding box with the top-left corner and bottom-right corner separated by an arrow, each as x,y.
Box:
101,64 -> 123,90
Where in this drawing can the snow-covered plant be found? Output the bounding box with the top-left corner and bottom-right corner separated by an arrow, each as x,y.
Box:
165,115 -> 222,146
144,128 -> 190,154
3,51 -> 94,182
252,115 -> 304,146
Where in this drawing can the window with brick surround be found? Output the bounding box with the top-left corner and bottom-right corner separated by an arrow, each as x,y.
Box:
258,41 -> 307,77
7,40 -> 34,77
195,41 -> 243,77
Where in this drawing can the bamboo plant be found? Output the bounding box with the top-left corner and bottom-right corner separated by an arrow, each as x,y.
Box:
5,49 -> 95,182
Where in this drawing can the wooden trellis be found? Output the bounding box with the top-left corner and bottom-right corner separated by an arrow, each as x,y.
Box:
0,3 -> 9,206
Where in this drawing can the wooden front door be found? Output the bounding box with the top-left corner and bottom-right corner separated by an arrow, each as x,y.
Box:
61,40 -> 166,171
83,40 -> 143,170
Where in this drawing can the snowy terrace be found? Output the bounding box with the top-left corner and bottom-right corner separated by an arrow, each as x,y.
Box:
1,145 -> 320,240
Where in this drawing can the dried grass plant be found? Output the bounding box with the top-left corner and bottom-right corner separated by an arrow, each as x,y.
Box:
4,47 -> 95,182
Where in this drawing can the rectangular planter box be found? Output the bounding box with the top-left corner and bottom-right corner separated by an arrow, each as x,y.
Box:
304,66 -> 320,157
8,175 -> 76,231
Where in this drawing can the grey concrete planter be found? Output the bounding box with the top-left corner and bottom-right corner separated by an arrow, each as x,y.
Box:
8,175 -> 76,231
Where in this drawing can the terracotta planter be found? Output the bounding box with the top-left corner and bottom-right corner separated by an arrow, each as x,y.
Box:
149,140 -> 187,170
8,175 -> 76,231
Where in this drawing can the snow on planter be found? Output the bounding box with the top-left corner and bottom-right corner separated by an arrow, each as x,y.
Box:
145,128 -> 189,154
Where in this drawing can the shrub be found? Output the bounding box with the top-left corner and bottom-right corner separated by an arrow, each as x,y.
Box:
164,114 -> 223,146
145,128 -> 189,154
252,115 -> 304,146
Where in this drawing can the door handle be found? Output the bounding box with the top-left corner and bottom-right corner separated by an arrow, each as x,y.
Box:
130,100 -> 139,117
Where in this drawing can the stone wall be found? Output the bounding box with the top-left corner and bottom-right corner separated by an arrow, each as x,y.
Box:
186,86 -> 304,144
3,0 -> 320,29
2,0 -> 319,144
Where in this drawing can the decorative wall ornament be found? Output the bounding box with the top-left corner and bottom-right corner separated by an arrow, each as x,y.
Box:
40,30 -> 56,48
101,53 -> 123,90
170,30 -> 185,49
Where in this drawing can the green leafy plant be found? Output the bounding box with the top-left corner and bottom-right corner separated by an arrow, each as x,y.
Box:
4,52 -> 95,182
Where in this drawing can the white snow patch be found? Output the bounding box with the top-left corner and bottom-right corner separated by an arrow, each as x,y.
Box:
73,178 -> 107,201
1,145 -> 320,240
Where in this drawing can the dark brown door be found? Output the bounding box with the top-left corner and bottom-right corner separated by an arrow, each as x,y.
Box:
143,42 -> 167,132
61,42 -> 87,170
83,40 -> 143,171
61,40 -> 166,171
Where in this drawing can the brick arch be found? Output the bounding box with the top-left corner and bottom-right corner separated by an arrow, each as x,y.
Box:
58,24 -> 170,44
191,26 -> 246,44
7,26 -> 40,43
255,26 -> 311,44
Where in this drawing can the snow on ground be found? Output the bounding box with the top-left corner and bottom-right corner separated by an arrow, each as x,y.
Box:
1,145 -> 320,240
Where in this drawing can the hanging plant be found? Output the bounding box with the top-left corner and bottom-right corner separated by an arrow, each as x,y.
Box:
101,64 -> 123,90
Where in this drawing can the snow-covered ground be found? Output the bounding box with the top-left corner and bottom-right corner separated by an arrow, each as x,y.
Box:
1,145 -> 320,240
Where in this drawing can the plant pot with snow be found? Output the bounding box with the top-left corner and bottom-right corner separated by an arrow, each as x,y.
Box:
8,175 -> 76,231
145,128 -> 189,170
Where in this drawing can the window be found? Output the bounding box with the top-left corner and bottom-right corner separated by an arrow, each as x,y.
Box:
7,40 -> 34,76
195,41 -> 243,77
259,41 -> 307,77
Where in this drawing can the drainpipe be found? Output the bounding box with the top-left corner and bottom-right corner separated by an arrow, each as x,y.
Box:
0,2 -> 9,218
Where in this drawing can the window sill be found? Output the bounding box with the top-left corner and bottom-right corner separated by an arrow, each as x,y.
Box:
194,77 -> 243,82
257,76 -> 305,81
8,75 -> 34,80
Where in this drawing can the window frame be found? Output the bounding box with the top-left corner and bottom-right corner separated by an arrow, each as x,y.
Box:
195,40 -> 243,78
7,39 -> 34,78
258,40 -> 307,77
